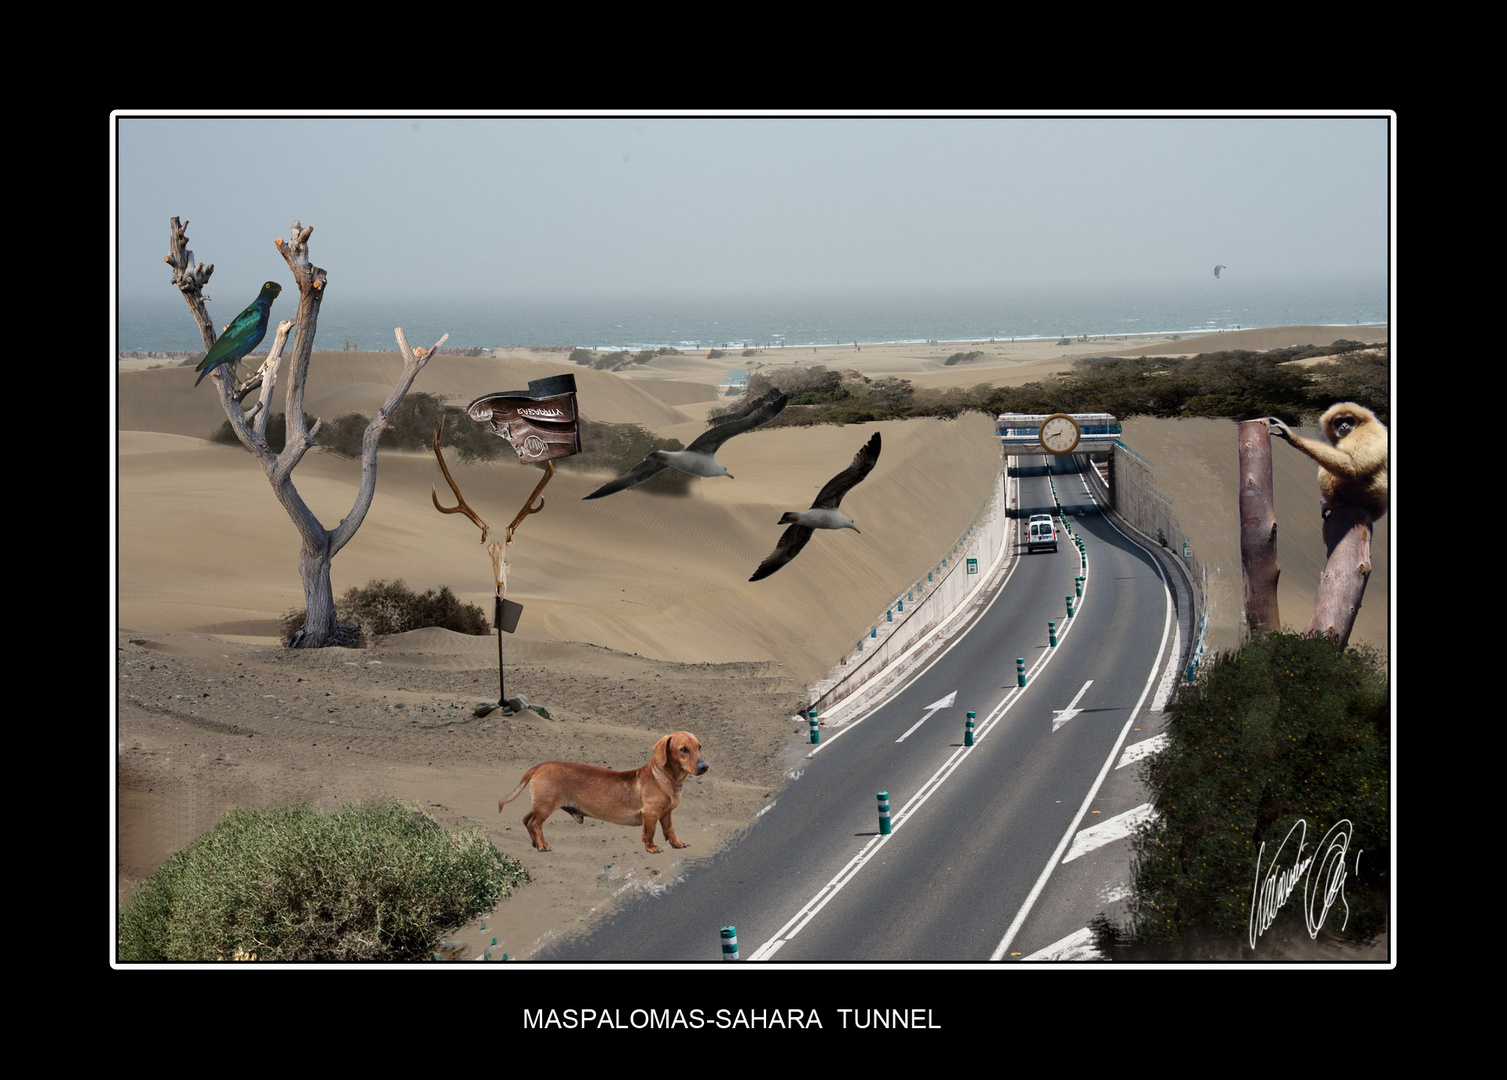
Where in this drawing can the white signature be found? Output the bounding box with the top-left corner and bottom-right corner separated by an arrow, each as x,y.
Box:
1248,818 -> 1357,949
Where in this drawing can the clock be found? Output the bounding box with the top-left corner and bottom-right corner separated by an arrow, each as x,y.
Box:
1039,413 -> 1081,455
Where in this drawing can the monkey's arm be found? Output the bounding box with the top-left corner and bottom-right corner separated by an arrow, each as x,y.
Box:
1267,420 -> 1376,477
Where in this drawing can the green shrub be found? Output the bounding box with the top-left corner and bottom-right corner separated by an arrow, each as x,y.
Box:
210,412 -> 295,451
319,412 -> 370,458
308,396 -> 505,464
1106,633 -> 1389,957
379,392 -> 446,449
280,578 -> 491,642
118,801 -> 528,962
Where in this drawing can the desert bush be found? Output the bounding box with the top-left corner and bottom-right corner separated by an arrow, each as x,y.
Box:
1101,632 -> 1389,958
279,578 -> 490,642
309,396 -> 504,463
319,412 -> 370,458
706,349 -> 726,359
568,348 -> 594,365
944,350 -> 983,366
118,801 -> 528,962
340,579 -> 489,637
211,411 -> 293,451
380,392 -> 447,449
439,405 -> 507,463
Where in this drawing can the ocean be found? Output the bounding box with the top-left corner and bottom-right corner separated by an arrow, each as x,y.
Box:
116,276 -> 1388,356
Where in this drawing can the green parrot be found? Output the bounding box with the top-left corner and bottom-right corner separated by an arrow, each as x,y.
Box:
194,281 -> 283,387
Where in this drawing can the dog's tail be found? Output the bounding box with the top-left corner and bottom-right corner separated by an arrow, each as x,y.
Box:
498,766 -> 538,812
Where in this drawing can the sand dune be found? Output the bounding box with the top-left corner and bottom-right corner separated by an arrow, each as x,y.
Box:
117,411 -> 1003,686
117,326 -> 1389,663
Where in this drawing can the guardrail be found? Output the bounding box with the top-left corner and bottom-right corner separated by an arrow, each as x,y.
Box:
807,458 -> 1008,716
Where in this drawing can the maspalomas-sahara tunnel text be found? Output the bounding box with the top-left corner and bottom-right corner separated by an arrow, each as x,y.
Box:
522,1007 -> 940,1030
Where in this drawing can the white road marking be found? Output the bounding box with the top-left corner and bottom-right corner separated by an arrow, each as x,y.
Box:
1118,732 -> 1166,769
896,691 -> 957,742
1020,926 -> 1104,962
1052,680 -> 1094,732
1063,803 -> 1154,863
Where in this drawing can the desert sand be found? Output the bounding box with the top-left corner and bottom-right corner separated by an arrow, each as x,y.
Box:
114,323 -> 1390,962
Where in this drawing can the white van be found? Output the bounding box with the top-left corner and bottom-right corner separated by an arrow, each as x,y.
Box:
1027,514 -> 1057,553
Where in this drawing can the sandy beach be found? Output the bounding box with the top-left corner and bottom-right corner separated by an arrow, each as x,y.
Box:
114,323 -> 1389,961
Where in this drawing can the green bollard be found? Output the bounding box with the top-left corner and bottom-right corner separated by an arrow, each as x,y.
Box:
1066,596 -> 1075,618
1076,575 -> 1083,597
877,791 -> 892,834
808,710 -> 820,744
721,925 -> 740,961
965,710 -> 976,746
1049,620 -> 1058,647
1017,657 -> 1026,687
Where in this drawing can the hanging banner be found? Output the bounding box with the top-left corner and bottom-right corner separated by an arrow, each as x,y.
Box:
466,373 -> 581,463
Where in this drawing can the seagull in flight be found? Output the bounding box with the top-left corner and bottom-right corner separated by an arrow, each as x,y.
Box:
583,390 -> 788,499
749,431 -> 881,581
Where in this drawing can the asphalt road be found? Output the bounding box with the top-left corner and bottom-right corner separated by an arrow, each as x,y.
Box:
537,456 -> 1178,963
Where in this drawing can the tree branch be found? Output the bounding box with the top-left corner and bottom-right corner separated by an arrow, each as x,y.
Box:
244,319 -> 295,439
327,326 -> 447,557
274,221 -> 328,459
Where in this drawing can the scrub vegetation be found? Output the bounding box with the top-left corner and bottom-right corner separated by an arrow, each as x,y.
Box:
1094,632 -> 1389,959
709,340 -> 1388,428
118,802 -> 529,963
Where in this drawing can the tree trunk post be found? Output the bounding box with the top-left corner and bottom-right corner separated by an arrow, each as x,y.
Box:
1306,504 -> 1373,648
1238,418 -> 1281,634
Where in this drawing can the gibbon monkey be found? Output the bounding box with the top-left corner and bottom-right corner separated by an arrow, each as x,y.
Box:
1268,403 -> 1389,520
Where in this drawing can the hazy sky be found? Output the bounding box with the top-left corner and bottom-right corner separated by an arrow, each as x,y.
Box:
114,112 -> 1391,304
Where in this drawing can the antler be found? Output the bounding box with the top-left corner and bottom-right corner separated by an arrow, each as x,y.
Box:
506,461 -> 553,544
431,417 -> 490,543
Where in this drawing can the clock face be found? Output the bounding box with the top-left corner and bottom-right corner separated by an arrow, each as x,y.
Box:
1040,414 -> 1080,454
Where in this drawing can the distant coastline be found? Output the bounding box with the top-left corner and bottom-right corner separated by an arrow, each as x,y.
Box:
115,279 -> 1389,357
117,323 -> 1388,365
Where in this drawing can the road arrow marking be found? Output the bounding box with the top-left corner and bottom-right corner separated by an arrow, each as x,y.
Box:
896,691 -> 957,742
1052,680 -> 1093,732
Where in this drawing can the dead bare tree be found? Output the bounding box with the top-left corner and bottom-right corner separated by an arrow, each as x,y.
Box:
164,217 -> 447,647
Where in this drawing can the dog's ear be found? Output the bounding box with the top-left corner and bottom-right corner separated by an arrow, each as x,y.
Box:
653,734 -> 672,768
